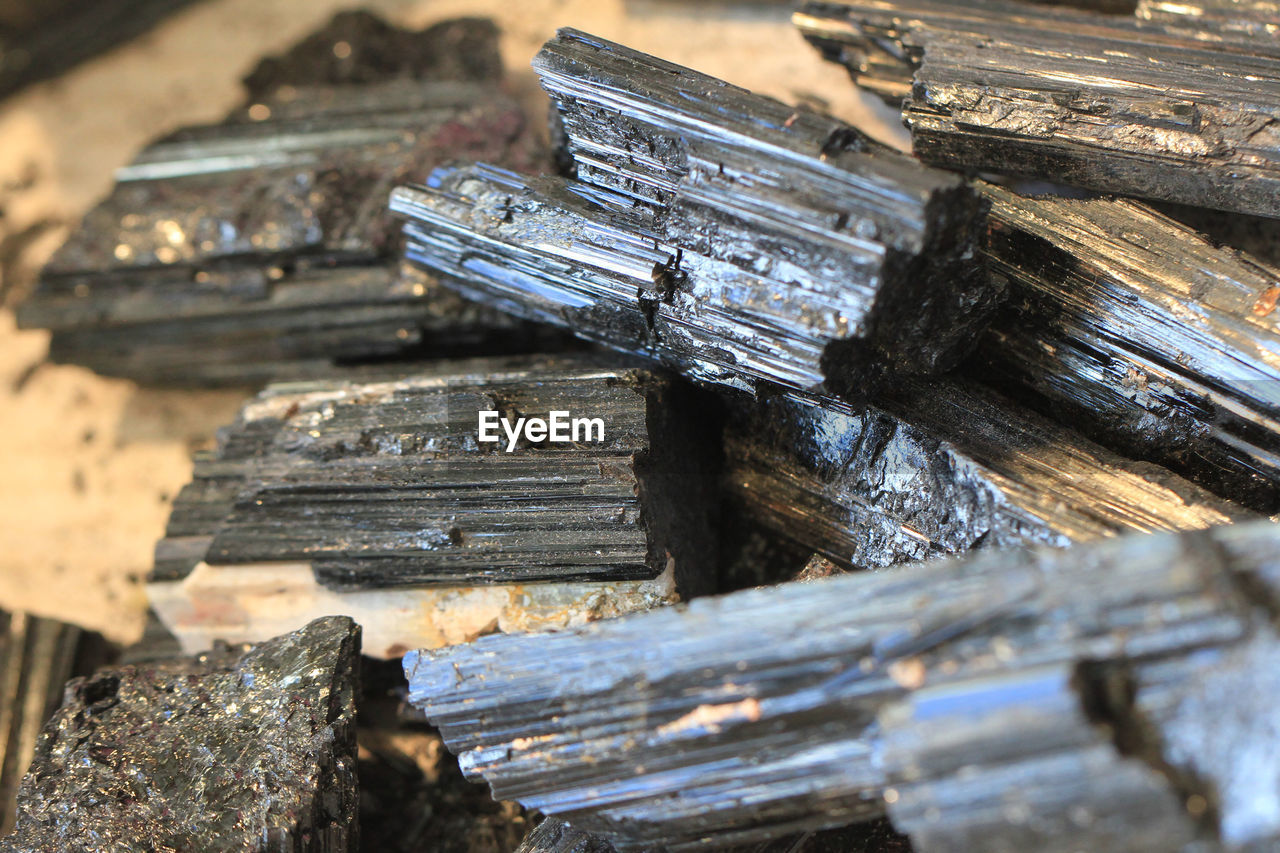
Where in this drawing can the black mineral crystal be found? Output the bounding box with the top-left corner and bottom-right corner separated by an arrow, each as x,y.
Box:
973,183 -> 1280,512
152,354 -> 718,592
2,616 -> 360,852
405,519 -> 1280,851
794,0 -> 1280,218
724,381 -> 1252,570
16,13 -> 552,386
392,29 -> 998,399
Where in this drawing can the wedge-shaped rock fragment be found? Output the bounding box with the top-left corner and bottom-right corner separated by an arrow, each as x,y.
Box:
148,355 -> 714,655
15,14 -> 551,386
2,617 -> 360,852
971,184 -> 1280,512
405,520 -> 1280,852
794,0 -> 1280,218
724,381 -> 1250,570
393,30 -> 997,398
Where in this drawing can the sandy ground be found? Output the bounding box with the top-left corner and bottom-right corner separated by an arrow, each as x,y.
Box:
0,0 -> 903,644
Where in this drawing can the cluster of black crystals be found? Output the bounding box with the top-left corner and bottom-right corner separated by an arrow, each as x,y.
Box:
9,3 -> 1280,851
392,29 -> 998,398
383,15 -> 1280,853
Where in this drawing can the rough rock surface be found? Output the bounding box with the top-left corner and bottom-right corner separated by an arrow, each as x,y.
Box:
2,617 -> 360,852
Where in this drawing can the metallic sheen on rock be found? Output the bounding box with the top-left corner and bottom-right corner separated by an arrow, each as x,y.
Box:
973,184 -> 1280,512
794,0 -> 1280,218
1135,0 -> 1280,42
153,355 -> 718,592
393,29 -> 998,398
2,617 -> 360,852
724,381 -> 1251,570
405,520 -> 1280,852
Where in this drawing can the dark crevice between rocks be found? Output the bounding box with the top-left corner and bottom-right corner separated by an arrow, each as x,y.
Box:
1074,659 -> 1222,844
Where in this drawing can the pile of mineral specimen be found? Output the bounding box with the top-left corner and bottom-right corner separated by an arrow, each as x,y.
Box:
9,3 -> 1280,851
377,17 -> 1280,853
14,12 -> 555,385
391,29 -> 1000,398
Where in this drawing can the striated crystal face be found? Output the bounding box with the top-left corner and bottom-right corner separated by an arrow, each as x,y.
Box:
404,520 -> 1280,851
973,184 -> 1280,513
151,354 -> 719,593
15,14 -> 553,387
795,0 -> 1280,218
723,379 -> 1250,572
391,29 -> 1000,401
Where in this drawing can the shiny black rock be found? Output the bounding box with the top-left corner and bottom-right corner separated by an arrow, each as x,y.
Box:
406,520 -> 1280,852
2,617 -> 360,853
795,0 -> 1280,218
393,30 -> 998,400
723,381 -> 1252,570
973,183 -> 1280,512
153,354 -> 719,594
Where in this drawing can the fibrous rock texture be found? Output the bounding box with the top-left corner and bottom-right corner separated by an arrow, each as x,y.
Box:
153,354 -> 717,590
405,520 -> 1280,852
15,13 -> 553,386
146,355 -> 712,655
723,381 -> 1251,569
392,29 -> 998,399
973,183 -> 1280,512
2,616 -> 360,852
794,0 -> 1280,218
